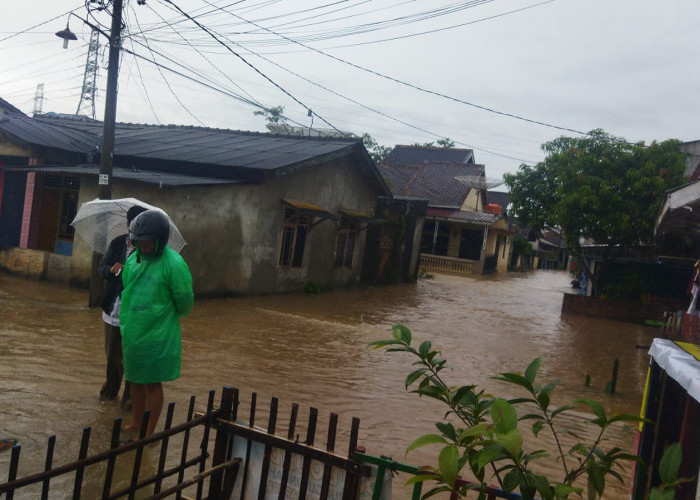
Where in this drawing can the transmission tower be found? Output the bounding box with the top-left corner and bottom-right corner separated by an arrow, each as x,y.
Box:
32,83 -> 44,116
76,28 -> 100,119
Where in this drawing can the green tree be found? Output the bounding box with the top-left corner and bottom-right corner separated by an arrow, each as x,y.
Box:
362,133 -> 392,164
411,137 -> 455,148
503,129 -> 685,292
253,105 -> 286,124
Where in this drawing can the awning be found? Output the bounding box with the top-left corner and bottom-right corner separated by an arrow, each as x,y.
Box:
282,198 -> 338,221
649,339 -> 700,403
339,208 -> 383,224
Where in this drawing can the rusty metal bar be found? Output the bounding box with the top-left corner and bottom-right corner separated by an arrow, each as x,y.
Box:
341,417 -> 361,500
154,402 -> 176,495
208,386 -> 235,500
257,397 -> 278,500
319,413 -> 338,500
239,391 -> 257,500
278,402 -> 299,500
196,390 -> 216,499
102,418 -> 122,499
144,458 -> 241,500
0,408 -> 220,495
176,395 -> 197,500
72,427 -> 91,500
41,435 -> 56,500
297,407 -> 318,500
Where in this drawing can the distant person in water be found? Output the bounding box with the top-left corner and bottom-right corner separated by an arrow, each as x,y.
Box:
119,210 -> 193,437
97,205 -> 147,410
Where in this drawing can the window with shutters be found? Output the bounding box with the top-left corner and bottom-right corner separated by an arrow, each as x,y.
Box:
279,208 -> 310,267
334,217 -> 357,268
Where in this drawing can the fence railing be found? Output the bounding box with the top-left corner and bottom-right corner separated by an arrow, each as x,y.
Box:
0,387 -> 368,500
420,254 -> 475,275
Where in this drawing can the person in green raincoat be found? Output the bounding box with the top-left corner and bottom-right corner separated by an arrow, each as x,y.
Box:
120,209 -> 193,438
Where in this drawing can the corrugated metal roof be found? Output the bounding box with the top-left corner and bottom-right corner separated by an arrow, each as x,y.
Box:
486,191 -> 510,210
1,165 -> 240,187
383,145 -> 474,166
379,162 -> 484,208
0,112 -> 361,172
427,207 -> 498,225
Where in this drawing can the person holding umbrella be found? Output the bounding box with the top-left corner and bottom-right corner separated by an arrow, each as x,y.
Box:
97,205 -> 148,409
120,210 -> 193,437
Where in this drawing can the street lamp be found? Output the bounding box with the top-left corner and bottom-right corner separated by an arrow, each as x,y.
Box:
55,22 -> 77,49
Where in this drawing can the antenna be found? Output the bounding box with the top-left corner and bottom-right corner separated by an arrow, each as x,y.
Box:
32,83 -> 45,116
455,175 -> 504,211
76,28 -> 100,119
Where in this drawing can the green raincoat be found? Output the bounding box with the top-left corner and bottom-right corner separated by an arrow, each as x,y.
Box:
120,245 -> 193,384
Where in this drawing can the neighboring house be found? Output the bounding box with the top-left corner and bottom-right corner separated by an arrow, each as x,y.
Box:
536,227 -> 568,270
380,146 -> 514,275
0,101 -> 426,296
681,140 -> 700,180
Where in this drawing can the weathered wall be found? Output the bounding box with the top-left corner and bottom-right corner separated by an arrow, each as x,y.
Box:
560,293 -> 681,323
69,156 -> 381,296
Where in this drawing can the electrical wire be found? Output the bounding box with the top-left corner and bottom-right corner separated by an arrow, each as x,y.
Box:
0,8 -> 81,43
158,0 -> 343,134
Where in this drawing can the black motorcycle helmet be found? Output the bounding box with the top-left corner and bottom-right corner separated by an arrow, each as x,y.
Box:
129,209 -> 170,257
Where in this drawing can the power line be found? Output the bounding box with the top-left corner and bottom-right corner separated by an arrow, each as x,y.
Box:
0,8 -> 80,43
158,0 -> 343,134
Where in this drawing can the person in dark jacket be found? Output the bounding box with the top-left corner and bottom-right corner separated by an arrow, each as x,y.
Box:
97,205 -> 147,409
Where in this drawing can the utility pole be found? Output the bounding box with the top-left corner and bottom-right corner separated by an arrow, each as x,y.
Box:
89,0 -> 123,307
32,83 -> 45,116
98,0 -> 123,201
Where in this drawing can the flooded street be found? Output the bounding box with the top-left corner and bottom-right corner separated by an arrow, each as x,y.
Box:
0,270 -> 658,498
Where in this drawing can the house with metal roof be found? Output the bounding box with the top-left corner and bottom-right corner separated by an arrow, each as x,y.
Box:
0,102 -> 426,296
379,148 -> 514,275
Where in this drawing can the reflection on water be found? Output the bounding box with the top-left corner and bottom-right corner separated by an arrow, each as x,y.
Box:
0,271 -> 658,498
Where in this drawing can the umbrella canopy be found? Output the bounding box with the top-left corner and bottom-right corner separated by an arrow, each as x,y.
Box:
71,198 -> 186,254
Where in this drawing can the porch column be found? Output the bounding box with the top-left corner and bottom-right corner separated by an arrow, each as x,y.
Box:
19,171 -> 36,249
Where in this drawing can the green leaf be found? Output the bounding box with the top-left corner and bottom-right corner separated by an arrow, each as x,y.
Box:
493,373 -> 534,393
476,444 -> 502,470
539,380 -> 561,397
367,339 -> 402,349
438,444 -> 460,488
406,434 -> 447,454
503,468 -> 522,492
587,463 -> 605,495
435,422 -> 457,441
574,398 -> 606,418
525,358 -> 542,383
421,486 -> 452,500
519,413 -> 545,421
551,405 -> 575,418
658,442 -> 682,484
418,340 -> 432,357
554,484 -> 581,499
532,420 -> 544,437
404,368 -> 426,388
496,429 -> 523,459
537,391 -> 551,411
458,423 -> 492,441
491,399 -> 518,433
404,473 -> 439,485
392,324 -> 411,344
524,449 -> 550,463
607,413 -> 647,425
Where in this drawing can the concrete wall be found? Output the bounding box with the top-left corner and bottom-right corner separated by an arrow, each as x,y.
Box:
69,156 -> 380,296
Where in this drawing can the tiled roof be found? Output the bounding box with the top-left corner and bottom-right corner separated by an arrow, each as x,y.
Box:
383,145 -> 474,166
0,111 -> 374,178
486,191 -> 509,210
379,161 -> 484,208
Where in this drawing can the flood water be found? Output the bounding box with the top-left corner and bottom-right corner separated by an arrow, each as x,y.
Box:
0,270 -> 660,498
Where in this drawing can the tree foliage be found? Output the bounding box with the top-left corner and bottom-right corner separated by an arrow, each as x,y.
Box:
362,133 -> 392,164
253,105 -> 286,124
503,130 -> 686,251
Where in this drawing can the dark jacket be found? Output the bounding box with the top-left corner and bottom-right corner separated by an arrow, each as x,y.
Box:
98,234 -> 129,315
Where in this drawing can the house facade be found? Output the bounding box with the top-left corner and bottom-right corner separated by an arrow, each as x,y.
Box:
379,145 -> 514,276
0,101 -> 425,296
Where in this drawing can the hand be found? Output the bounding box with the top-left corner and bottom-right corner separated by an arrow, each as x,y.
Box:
110,263 -> 124,275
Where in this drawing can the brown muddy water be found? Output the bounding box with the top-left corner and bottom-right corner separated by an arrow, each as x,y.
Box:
0,270 -> 660,498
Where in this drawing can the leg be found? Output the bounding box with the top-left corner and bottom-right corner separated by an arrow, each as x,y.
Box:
124,382 -> 146,433
100,323 -> 122,400
144,383 -> 164,437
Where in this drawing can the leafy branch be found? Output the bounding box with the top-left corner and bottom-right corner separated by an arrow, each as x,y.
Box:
369,324 -> 646,500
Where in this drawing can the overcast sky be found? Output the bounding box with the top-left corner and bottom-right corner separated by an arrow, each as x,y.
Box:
1,0 -> 698,183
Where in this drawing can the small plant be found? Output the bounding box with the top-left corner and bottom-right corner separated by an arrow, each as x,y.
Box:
369,324 -> 645,500
418,269 -> 434,280
304,281 -> 326,294
649,443 -> 694,500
